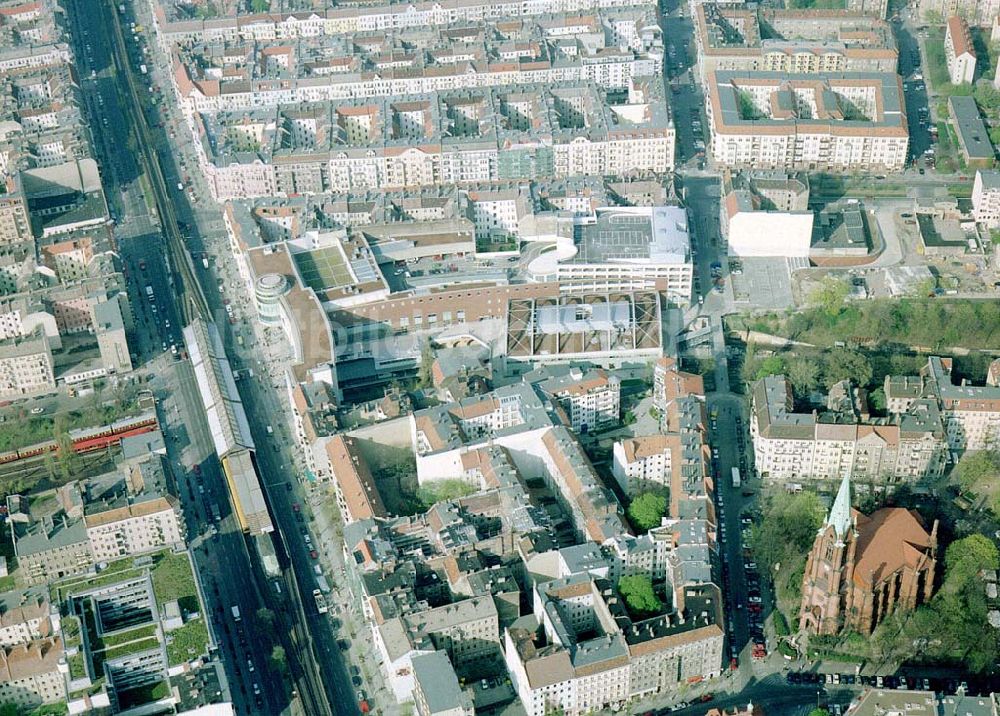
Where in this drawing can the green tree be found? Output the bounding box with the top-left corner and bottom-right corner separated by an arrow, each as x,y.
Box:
750,491 -> 825,574
808,709 -> 830,716
627,492 -> 667,531
809,276 -> 850,317
755,355 -> 787,380
618,575 -> 662,616
944,534 -> 1000,592
249,0 -> 269,10
416,340 -> 435,389
786,357 -> 820,396
952,451 -> 1000,514
256,608 -> 276,637
269,645 -> 288,675
869,387 -> 887,414
821,348 -> 873,390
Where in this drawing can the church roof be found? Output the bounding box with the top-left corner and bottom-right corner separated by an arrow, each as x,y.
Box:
852,508 -> 934,587
827,474 -> 852,539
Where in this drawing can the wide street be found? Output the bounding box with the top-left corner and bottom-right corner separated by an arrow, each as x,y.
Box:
100,0 -> 364,710
62,0 -> 330,712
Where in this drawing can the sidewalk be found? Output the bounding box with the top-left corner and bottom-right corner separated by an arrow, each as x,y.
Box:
309,489 -> 402,716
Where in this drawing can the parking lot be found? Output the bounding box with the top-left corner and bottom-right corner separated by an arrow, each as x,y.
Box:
729,257 -> 796,309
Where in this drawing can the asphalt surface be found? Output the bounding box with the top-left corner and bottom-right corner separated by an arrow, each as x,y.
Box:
62,0 -> 320,712
97,0 -> 360,711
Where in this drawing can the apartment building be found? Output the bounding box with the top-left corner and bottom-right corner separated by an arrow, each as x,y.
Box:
84,495 -> 185,562
750,375 -> 949,482
886,356 -> 1000,453
405,597 -> 500,664
326,434 -> 387,524
538,368 -> 621,433
0,186 -> 30,247
152,0 -> 666,46
505,575 -> 723,716
192,83 -> 674,200
920,0 -> 1000,26
945,16 -> 977,84
0,330 -> 55,398
652,357 -> 704,417
0,637 -> 65,711
411,651 -> 474,716
706,71 -> 909,172
694,6 -> 898,80
92,295 -> 133,375
972,169 -> 1000,227
612,435 -> 683,495
0,590 -> 50,648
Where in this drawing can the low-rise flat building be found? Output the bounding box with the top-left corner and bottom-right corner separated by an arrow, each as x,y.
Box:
706,70 -> 909,172
946,16 -> 977,84
949,95 -> 995,169
721,171 -> 813,257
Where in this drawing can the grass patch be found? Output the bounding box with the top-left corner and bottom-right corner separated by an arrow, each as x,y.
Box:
100,624 -> 158,649
165,618 -> 210,666
150,551 -> 198,613
63,615 -> 82,646
68,652 -> 87,680
27,705 -> 69,716
774,610 -> 791,637
101,637 -> 160,663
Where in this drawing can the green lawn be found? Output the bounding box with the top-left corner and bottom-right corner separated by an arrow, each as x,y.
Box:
68,652 -> 87,680
100,624 -> 158,649
101,637 -> 160,663
150,551 -> 198,613
165,618 -> 210,666
925,32 -> 953,92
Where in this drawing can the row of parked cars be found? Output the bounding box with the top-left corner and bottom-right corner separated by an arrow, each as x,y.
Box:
742,513 -> 766,661
788,671 -> 942,692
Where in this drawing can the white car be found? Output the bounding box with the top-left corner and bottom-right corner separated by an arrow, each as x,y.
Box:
30,406 -> 45,415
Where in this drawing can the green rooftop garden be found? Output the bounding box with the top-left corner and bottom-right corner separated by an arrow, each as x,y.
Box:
67,652 -> 87,680
165,619 -> 210,666
101,638 -> 160,663
151,551 -> 199,613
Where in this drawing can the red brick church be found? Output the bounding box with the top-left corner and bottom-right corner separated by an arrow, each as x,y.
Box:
799,476 -> 938,635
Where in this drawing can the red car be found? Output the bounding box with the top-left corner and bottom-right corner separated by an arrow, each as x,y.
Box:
310,550 -> 318,559
292,503 -> 300,512
193,464 -> 201,475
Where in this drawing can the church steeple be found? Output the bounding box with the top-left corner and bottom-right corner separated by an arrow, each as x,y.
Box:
827,474 -> 852,540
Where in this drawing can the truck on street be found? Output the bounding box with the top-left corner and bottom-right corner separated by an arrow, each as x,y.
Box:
313,589 -> 328,614
731,467 -> 741,488
231,605 -> 241,621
